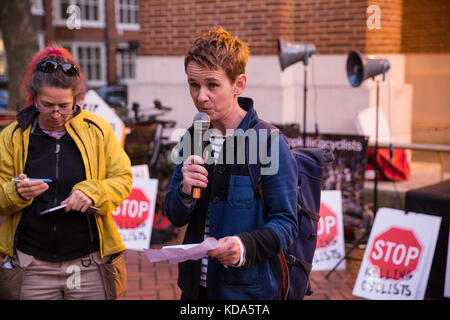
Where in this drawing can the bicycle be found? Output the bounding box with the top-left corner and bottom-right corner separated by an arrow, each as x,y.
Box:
123,99 -> 177,192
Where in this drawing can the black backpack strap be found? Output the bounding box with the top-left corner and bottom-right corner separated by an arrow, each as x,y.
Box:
286,254 -> 313,274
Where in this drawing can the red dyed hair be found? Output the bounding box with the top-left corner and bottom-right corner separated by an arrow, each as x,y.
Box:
22,43 -> 87,107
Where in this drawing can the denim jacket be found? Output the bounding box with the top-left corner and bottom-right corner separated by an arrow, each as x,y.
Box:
164,97 -> 298,299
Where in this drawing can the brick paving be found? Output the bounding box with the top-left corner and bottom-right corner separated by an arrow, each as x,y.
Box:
305,247 -> 365,300
0,215 -> 365,300
118,226 -> 366,300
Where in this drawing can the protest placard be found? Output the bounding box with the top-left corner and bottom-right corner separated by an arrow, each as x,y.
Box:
112,178 -> 158,250
312,190 -> 346,271
353,208 -> 441,300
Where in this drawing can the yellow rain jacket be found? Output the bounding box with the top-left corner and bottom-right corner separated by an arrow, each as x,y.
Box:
0,106 -> 132,258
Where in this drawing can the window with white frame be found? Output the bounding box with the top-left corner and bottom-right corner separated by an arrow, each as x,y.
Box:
116,0 -> 139,31
78,46 -> 102,81
53,0 -> 105,28
62,42 -> 106,87
118,0 -> 138,24
117,46 -> 138,83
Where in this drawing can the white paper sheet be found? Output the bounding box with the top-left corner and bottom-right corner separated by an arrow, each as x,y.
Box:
143,237 -> 220,264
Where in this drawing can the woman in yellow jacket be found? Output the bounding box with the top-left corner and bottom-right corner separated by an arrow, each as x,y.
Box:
0,46 -> 132,300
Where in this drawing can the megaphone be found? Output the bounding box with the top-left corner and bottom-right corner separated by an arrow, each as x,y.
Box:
277,38 -> 316,70
346,51 -> 390,87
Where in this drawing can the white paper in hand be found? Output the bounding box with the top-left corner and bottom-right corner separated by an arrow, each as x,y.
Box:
143,237 -> 219,264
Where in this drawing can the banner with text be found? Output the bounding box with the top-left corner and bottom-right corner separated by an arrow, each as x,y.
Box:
276,126 -> 368,228
353,208 -> 441,300
312,190 -> 346,271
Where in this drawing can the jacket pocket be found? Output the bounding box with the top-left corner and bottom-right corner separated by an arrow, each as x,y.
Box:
227,175 -> 255,209
224,264 -> 259,286
0,251 -> 34,300
95,251 -> 127,300
0,257 -> 26,300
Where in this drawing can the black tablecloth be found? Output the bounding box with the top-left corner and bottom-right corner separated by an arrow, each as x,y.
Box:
405,179 -> 450,299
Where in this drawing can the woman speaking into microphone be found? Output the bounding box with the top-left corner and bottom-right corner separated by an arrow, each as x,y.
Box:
164,27 -> 298,300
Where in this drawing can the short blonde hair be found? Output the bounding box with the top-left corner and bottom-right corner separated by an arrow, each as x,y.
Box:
184,27 -> 249,83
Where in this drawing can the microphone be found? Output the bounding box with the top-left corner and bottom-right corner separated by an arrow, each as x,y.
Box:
192,112 -> 210,199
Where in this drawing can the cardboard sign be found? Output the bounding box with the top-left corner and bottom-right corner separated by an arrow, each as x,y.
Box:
81,90 -> 125,145
353,208 -> 441,300
312,190 -> 346,271
112,178 -> 158,251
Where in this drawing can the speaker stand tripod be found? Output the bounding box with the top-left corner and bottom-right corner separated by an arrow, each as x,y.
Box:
325,79 -> 381,279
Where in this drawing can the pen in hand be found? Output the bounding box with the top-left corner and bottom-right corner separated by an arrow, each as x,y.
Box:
14,173 -> 51,201
12,178 -> 52,183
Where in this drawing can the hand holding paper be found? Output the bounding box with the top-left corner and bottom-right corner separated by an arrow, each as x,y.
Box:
143,237 -> 219,264
207,236 -> 241,266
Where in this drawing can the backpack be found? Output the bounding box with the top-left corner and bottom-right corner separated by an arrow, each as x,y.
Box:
246,119 -> 333,300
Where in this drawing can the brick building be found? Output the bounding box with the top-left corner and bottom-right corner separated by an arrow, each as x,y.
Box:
0,0 -> 140,89
130,0 -> 450,155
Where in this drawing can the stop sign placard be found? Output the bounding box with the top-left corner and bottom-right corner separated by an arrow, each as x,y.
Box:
112,188 -> 150,229
369,227 -> 422,280
353,208 -> 442,300
316,203 -> 338,248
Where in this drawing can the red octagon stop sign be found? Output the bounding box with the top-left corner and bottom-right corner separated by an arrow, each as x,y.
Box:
369,227 -> 422,280
316,203 -> 338,248
112,188 -> 150,229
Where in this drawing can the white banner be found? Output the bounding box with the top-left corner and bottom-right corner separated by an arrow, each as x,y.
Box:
353,208 -> 441,300
111,178 -> 158,251
312,190 -> 346,271
81,90 -> 125,145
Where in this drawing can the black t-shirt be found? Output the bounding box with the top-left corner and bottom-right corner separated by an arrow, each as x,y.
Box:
17,122 -> 99,262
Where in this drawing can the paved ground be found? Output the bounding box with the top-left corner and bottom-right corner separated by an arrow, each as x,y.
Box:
119,227 -> 366,300
1,161 -> 445,301
0,206 -> 366,301
116,160 -> 450,301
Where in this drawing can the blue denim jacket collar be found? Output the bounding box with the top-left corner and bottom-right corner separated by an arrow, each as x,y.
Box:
236,96 -> 258,131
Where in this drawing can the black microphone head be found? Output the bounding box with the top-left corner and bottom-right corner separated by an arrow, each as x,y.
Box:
193,112 -> 210,131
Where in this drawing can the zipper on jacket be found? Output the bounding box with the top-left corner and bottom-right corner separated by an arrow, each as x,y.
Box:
54,142 -> 61,207
68,123 -> 95,243
53,141 -> 61,252
69,123 -> 92,179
